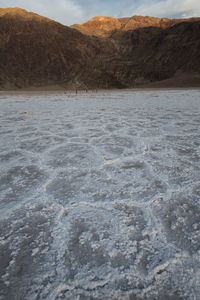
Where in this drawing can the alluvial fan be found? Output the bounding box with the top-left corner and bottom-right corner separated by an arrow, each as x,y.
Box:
0,90 -> 200,299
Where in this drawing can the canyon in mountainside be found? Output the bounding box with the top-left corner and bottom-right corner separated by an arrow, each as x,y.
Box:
0,7 -> 200,90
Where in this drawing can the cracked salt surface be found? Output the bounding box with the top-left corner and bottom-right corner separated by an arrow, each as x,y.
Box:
0,90 -> 200,299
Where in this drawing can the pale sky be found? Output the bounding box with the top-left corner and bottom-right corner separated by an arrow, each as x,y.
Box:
1,0 -> 200,25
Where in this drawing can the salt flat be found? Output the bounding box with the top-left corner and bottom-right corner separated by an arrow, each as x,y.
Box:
0,90 -> 200,299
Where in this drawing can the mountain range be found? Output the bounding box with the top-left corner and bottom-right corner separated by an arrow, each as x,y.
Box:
0,7 -> 200,90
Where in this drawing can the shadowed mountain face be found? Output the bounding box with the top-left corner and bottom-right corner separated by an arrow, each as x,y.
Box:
0,8 -> 200,89
0,8 -> 119,89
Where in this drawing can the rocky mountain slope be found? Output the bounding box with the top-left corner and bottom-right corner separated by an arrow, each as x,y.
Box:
0,8 -> 200,89
0,8 -> 118,89
71,15 -> 199,37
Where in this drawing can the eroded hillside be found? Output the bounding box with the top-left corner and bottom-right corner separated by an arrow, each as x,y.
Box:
0,8 -> 200,89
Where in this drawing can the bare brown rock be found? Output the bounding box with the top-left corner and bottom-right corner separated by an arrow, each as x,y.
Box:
0,8 -> 200,90
0,8 -> 121,89
71,15 -> 200,38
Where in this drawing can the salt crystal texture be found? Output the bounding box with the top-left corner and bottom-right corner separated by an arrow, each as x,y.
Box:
0,90 -> 200,299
